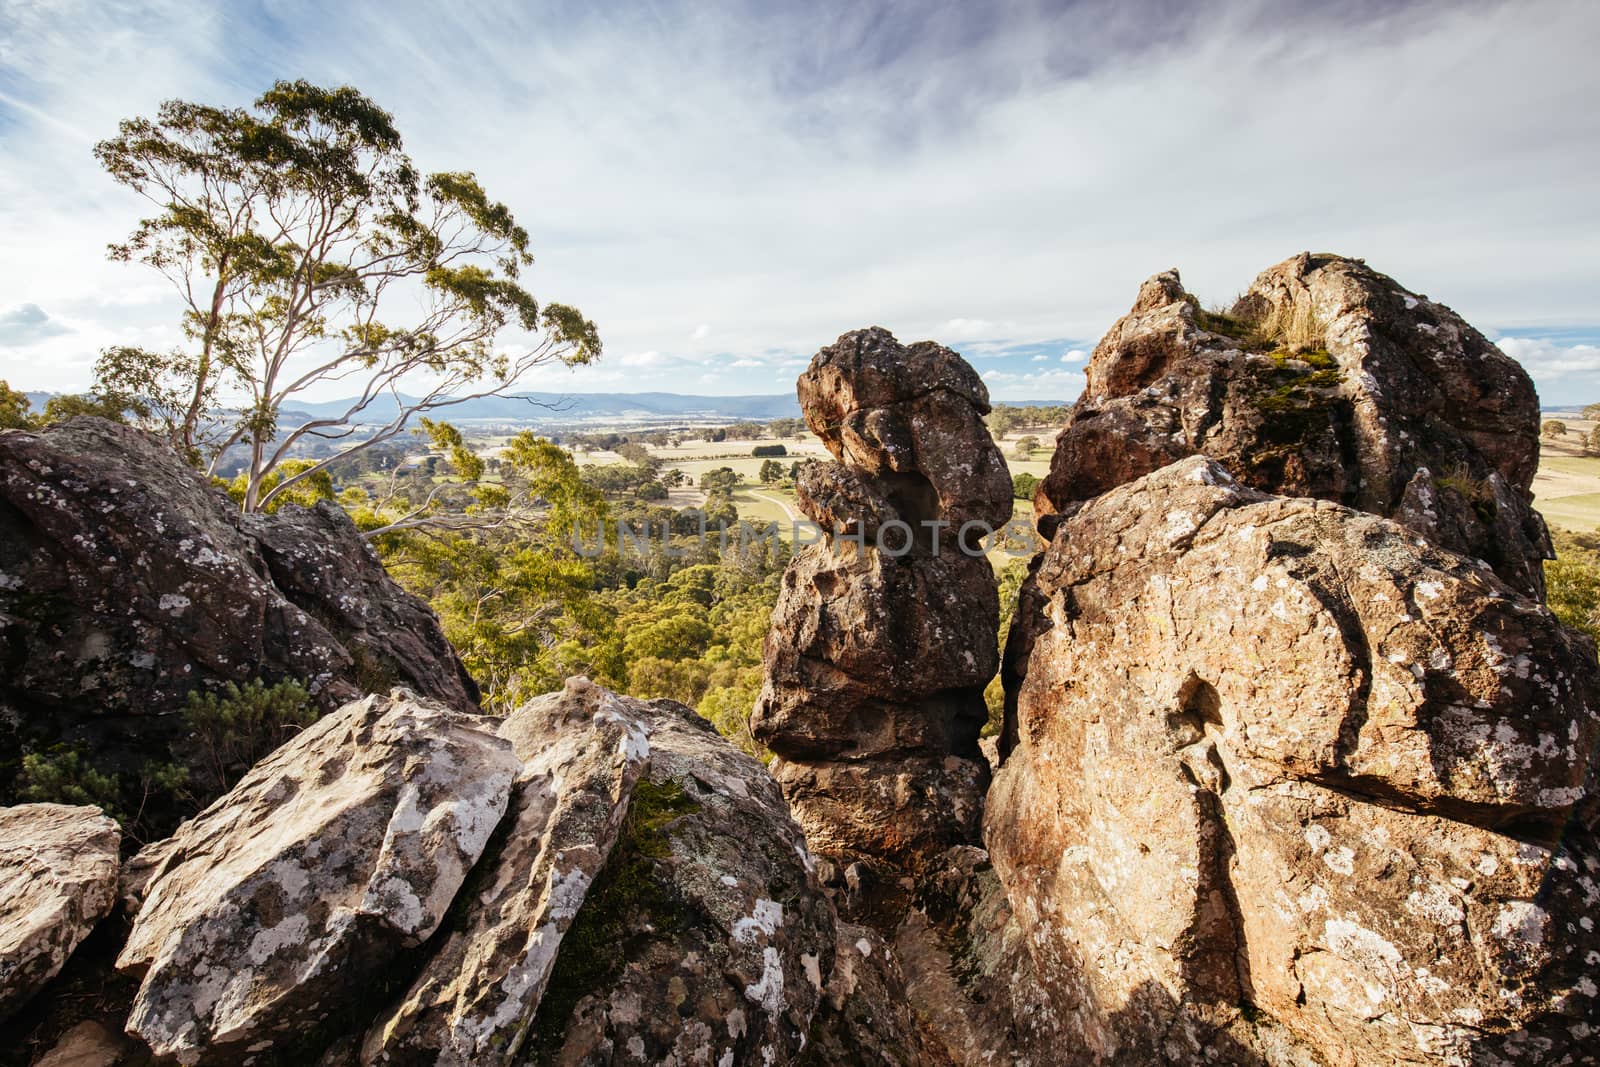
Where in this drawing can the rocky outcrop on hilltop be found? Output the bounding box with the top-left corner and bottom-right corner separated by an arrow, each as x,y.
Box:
752,327 -> 1011,879
994,457 -> 1600,1064
0,418 -> 477,818
0,805 -> 121,1020
990,256 -> 1600,1064
23,681 -> 833,1066
5,255 -> 1598,1067
1032,254 -> 1551,596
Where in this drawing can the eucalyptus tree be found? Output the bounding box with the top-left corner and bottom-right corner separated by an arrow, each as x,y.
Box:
94,80 -> 599,511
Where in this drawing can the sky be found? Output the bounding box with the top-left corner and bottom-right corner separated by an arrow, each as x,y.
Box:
0,0 -> 1597,405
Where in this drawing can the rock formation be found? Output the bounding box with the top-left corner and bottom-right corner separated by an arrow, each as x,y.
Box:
0,418 -> 477,819
5,256 -> 1599,1066
752,327 -> 1012,878
116,689 -> 521,1064
995,457 -> 1600,1063
7,679 -> 834,1066
993,255 -> 1600,1064
0,805 -> 121,1020
1032,254 -> 1551,597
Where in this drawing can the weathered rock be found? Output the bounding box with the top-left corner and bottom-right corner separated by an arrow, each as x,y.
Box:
0,418 -> 478,814
770,755 -> 987,877
792,461 -> 902,540
0,804 -> 121,1020
525,683 -> 835,1066
800,327 -> 1012,536
993,456 -> 1600,1064
359,678 -> 652,1065
32,1019 -> 133,1067
1032,254 -> 1550,596
242,500 -> 479,704
754,546 -> 995,761
758,328 -> 1008,876
116,689 -> 519,1066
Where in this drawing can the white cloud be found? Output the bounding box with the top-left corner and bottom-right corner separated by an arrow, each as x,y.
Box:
618,350 -> 667,367
0,304 -> 72,346
0,0 -> 1597,401
940,318 -> 998,340
1493,337 -> 1600,405
1062,349 -> 1088,363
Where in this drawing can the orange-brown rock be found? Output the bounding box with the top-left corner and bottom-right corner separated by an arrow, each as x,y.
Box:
1033,254 -> 1550,596
993,456 -> 1600,1064
755,328 -> 1010,876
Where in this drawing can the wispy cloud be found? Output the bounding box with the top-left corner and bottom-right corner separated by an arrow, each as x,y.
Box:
1,0 -> 1597,403
0,303 -> 72,345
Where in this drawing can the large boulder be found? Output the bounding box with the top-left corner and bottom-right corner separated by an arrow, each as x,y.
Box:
0,804 -> 121,1020
68,678 -> 833,1067
1032,254 -> 1550,597
116,689 -> 520,1065
755,328 -> 1010,877
799,327 -> 1011,536
992,457 -> 1600,1064
359,678 -> 652,1065
0,418 -> 478,814
521,681 -> 835,1066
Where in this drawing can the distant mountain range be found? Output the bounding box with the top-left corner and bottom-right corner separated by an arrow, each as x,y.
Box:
21,390 -> 1070,428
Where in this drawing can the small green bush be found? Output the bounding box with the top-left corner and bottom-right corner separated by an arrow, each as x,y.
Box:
185,679 -> 318,792
1547,532 -> 1600,646
19,750 -> 122,812
1013,472 -> 1039,500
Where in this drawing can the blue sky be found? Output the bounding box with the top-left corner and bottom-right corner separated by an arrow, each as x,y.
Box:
1,0 -> 1597,403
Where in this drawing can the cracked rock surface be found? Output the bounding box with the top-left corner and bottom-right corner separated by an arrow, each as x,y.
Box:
0,804 -> 121,1021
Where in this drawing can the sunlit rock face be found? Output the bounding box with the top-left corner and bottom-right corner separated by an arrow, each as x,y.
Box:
992,255 -> 1600,1064
754,327 -> 1012,879
0,803 -> 121,1020
1032,253 -> 1550,598
108,680 -> 833,1067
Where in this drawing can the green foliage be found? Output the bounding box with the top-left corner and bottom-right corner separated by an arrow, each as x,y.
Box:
94,79 -> 597,507
532,778 -> 699,1053
751,444 -> 787,457
1013,434 -> 1041,459
615,442 -> 656,468
1543,420 -> 1570,439
226,458 -> 336,512
19,750 -> 123,811
699,466 -> 739,494
1547,532 -> 1600,646
0,380 -> 33,429
184,679 -> 317,792
758,458 -> 785,484
1434,463 -> 1493,506
1012,471 -> 1039,500
982,559 -> 1032,737
985,405 -> 1019,436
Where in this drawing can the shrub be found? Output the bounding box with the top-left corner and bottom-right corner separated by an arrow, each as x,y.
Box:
19,750 -> 122,812
1547,532 -> 1600,646
185,679 -> 318,793
751,444 -> 787,457
1013,472 -> 1039,500
1542,420 -> 1569,439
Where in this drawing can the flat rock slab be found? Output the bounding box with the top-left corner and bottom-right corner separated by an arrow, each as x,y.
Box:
360,678 -> 653,1065
0,804 -> 121,1019
116,690 -> 519,1066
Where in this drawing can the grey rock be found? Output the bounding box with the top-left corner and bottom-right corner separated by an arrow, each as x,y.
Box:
0,804 -> 121,1020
